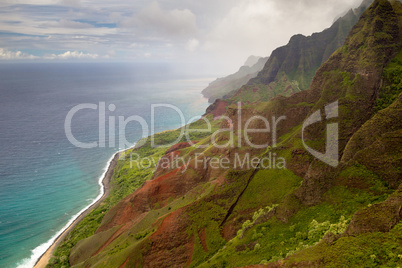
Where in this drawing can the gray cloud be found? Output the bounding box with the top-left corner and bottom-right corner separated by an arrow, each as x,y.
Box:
59,0 -> 82,8
201,0 -> 364,71
121,2 -> 197,38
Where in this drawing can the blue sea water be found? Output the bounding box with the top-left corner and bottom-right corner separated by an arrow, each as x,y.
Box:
0,62 -> 210,267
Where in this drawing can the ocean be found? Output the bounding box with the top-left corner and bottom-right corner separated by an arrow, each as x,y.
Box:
0,62 -> 210,267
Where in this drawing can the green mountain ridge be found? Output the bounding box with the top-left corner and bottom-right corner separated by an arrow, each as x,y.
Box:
226,0 -> 374,104
46,0 -> 402,267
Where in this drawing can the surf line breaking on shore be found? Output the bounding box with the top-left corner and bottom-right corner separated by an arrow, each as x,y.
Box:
17,147 -> 131,268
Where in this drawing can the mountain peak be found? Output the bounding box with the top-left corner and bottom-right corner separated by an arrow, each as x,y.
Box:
221,0 -> 373,104
243,55 -> 262,67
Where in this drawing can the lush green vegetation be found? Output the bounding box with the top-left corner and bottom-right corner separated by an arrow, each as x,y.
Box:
47,118 -> 219,268
191,161 -> 393,267
47,1 -> 402,267
230,169 -> 302,215
285,222 -> 402,267
228,78 -> 301,104
375,49 -> 402,111
48,146 -> 165,267
196,204 -> 350,267
187,170 -> 254,267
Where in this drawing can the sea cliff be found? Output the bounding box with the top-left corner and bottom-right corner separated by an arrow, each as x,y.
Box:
43,0 -> 402,267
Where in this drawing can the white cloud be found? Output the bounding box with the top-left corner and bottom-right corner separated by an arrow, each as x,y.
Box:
44,50 -> 99,59
0,48 -> 38,60
122,1 -> 197,38
0,48 -> 107,61
186,38 -> 199,52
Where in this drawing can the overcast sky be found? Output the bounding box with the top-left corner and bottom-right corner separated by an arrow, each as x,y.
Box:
0,0 -> 363,73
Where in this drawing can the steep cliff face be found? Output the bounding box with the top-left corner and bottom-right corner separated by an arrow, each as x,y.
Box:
223,0 -> 374,104
49,1 -> 402,267
202,56 -> 268,103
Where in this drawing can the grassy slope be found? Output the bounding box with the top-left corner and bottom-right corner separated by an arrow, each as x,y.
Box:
195,1 -> 402,266
47,116 -> 220,267
47,0 -> 401,267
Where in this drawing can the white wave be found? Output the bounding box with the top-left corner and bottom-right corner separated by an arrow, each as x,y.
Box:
16,147 -> 129,268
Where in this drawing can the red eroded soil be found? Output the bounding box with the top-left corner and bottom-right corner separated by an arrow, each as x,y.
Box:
97,167 -> 182,232
165,141 -> 195,154
119,257 -> 129,268
142,208 -> 194,267
212,100 -> 227,119
205,99 -> 228,119
198,228 -> 208,252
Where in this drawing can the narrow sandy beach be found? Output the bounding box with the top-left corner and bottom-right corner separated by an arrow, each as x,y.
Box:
33,152 -> 120,268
